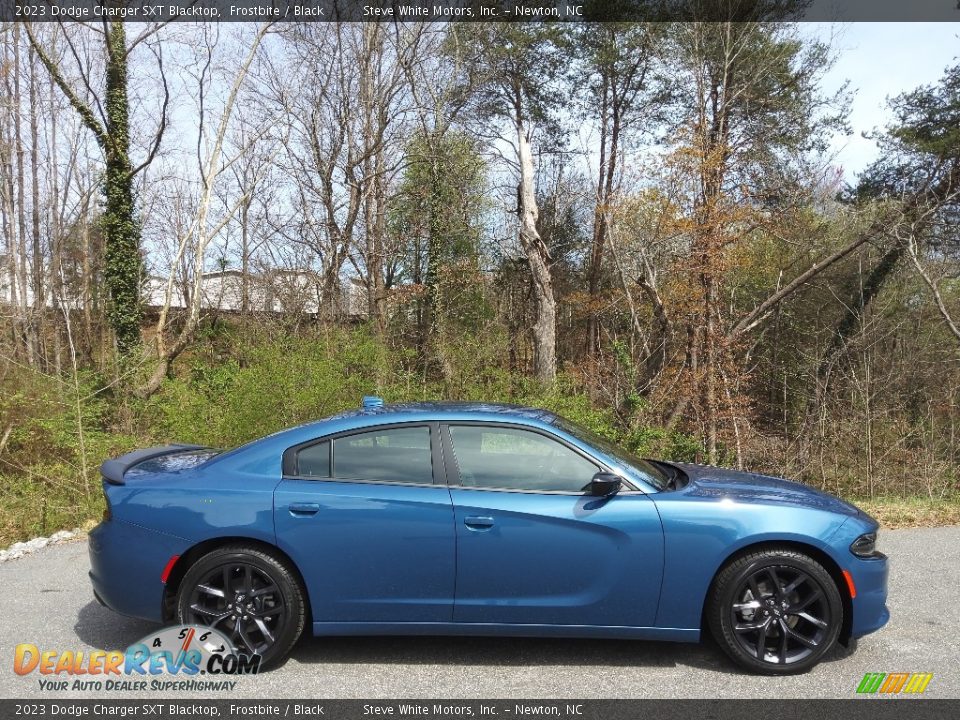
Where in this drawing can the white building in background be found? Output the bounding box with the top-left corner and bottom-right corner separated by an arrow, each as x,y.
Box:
0,260 -> 369,320
143,269 -> 324,314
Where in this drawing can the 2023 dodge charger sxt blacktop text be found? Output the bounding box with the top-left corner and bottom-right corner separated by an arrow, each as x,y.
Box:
89,398 -> 888,674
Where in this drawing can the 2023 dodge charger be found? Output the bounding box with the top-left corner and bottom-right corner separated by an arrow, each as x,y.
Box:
89,398 -> 888,674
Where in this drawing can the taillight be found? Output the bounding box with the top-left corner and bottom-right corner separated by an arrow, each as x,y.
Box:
161,555 -> 180,584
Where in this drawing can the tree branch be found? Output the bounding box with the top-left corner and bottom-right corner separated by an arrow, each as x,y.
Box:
128,40 -> 169,178
24,22 -> 107,149
727,217 -> 889,340
906,223 -> 960,346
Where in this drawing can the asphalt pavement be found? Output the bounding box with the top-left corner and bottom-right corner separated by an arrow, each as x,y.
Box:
0,527 -> 957,699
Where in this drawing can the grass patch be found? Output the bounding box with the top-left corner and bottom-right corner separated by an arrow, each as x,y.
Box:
857,496 -> 960,529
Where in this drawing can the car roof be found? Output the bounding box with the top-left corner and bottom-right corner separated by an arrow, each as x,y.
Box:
325,401 -> 560,424
205,400 -> 572,474
202,398 -> 664,492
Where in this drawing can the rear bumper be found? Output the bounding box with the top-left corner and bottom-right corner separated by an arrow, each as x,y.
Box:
88,519 -> 190,622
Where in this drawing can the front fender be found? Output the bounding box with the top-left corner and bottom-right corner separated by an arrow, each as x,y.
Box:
651,495 -> 849,630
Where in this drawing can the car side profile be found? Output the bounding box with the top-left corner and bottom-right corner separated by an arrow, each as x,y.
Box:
89,398 -> 889,674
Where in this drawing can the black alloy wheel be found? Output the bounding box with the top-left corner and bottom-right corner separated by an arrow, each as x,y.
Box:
708,548 -> 843,674
177,546 -> 305,667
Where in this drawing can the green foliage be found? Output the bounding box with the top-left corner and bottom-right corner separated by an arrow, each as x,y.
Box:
2,314 -> 957,548
390,130 -> 493,381
859,63 -> 960,222
888,63 -> 960,159
140,327 -> 392,448
667,21 -> 849,193
450,23 -> 570,133
0,369 -> 139,545
394,131 -> 487,275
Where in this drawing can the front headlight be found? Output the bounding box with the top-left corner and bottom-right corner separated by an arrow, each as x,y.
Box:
850,531 -> 883,559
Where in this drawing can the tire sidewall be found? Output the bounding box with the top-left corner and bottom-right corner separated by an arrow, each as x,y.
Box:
711,551 -> 843,675
176,548 -> 304,668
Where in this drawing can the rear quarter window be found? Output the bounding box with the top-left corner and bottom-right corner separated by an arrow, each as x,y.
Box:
296,441 -> 330,478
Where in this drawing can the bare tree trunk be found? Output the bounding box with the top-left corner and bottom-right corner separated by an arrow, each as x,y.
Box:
240,197 -> 250,318
704,268 -> 718,464
585,69 -> 611,359
359,23 -> 387,333
586,80 -> 621,359
13,25 -> 37,364
906,225 -> 960,345
80,183 -> 94,363
0,31 -> 23,338
364,150 -> 387,331
137,23 -> 270,399
515,119 -> 556,382
28,45 -> 44,367
48,59 -> 63,376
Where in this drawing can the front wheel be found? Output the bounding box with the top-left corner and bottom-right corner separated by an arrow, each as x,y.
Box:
176,546 -> 305,668
708,548 -> 843,674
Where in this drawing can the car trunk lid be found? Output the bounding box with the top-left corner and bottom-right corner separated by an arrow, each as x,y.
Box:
100,445 -> 216,485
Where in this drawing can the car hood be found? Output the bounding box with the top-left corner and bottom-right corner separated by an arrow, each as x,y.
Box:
671,462 -> 861,516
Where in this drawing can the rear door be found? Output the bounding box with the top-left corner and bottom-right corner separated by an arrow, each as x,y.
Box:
445,423 -> 664,627
274,422 -> 456,624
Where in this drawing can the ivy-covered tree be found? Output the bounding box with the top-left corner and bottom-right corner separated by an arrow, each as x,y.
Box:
26,23 -> 168,357
392,131 -> 488,380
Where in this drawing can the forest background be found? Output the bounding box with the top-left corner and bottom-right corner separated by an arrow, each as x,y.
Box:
2,11 -> 960,545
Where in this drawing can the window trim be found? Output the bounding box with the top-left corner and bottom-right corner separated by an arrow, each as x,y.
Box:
440,421 -> 637,495
282,421 -> 442,487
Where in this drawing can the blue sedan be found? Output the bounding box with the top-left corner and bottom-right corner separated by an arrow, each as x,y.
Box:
89,398 -> 888,674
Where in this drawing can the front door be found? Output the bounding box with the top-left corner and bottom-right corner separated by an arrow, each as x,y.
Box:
445,423 -> 664,627
274,423 -> 455,624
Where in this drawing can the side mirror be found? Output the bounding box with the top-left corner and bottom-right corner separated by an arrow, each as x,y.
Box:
589,472 -> 622,497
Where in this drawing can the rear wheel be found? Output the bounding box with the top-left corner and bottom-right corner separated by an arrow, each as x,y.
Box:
176,546 -> 305,668
708,548 -> 843,674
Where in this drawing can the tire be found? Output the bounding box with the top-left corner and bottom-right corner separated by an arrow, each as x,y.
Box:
176,545 -> 306,668
707,547 -> 843,675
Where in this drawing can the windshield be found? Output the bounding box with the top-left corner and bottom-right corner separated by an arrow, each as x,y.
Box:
552,417 -> 671,491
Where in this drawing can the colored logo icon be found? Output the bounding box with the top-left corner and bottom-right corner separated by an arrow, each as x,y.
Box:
856,672 -> 933,695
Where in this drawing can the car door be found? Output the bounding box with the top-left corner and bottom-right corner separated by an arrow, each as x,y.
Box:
274,422 -> 455,625
444,423 -> 664,628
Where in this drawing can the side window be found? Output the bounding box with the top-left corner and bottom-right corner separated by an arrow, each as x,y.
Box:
333,426 -> 433,484
448,425 -> 599,493
296,440 -> 330,478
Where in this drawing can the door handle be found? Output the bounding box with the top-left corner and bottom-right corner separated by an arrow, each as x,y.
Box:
289,502 -> 320,516
464,515 -> 494,529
